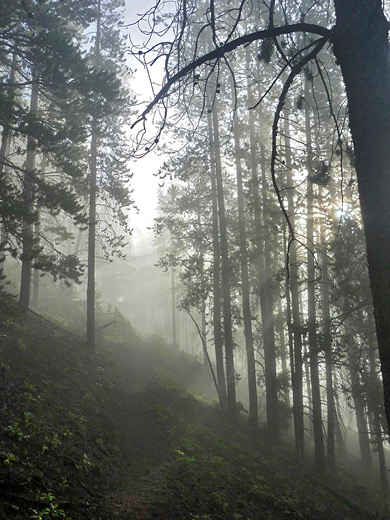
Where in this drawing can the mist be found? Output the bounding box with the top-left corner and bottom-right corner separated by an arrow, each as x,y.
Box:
1,1 -> 390,519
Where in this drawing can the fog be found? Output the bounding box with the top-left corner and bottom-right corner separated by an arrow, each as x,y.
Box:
1,0 -> 390,518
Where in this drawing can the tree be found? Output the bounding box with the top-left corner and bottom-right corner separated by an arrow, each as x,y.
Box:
19,72 -> 39,311
0,0 -> 99,300
0,0 -> 133,319
304,80 -> 325,468
131,0 -> 390,433
231,82 -> 258,427
210,96 -> 237,417
154,146 -> 229,405
85,0 -> 134,350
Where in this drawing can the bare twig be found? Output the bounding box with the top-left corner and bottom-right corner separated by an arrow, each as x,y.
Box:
131,23 -> 331,130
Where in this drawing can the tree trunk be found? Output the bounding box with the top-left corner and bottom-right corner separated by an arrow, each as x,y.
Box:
30,220 -> 41,309
303,344 -> 312,426
277,297 -> 290,408
232,87 -> 258,427
347,342 -> 372,466
31,156 -> 46,309
207,109 -> 227,409
332,0 -> 390,433
211,100 -> 236,418
283,112 -> 304,461
201,297 -> 207,370
333,390 -> 347,456
87,0 -> 101,350
305,90 -> 325,468
19,73 -> 39,312
369,406 -> 388,498
197,219 -> 208,370
0,49 -> 18,176
260,136 -> 279,441
170,267 -> 177,347
283,227 -> 294,410
247,50 -> 279,439
319,188 -> 335,469
367,319 -> 388,498
87,123 -> 97,348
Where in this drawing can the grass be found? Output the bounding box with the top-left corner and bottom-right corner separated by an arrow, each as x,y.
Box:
0,301 -> 387,519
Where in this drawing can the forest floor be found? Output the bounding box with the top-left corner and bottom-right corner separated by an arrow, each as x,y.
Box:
0,301 -> 389,520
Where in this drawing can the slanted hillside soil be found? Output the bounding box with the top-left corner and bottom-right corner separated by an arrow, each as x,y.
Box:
0,304 -> 387,519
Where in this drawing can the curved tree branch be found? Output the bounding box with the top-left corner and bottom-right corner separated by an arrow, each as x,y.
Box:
131,22 -> 332,129
270,37 -> 327,240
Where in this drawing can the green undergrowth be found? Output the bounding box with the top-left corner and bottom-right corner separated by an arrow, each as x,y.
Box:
0,301 -> 387,519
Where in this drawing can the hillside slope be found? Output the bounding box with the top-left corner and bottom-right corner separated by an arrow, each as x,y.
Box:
0,305 -> 387,519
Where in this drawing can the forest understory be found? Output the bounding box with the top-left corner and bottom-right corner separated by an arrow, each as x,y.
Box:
0,300 -> 387,520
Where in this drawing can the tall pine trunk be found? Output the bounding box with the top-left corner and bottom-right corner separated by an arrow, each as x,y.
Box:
201,298 -> 207,370
277,297 -> 290,408
31,156 -> 46,309
347,336 -> 372,466
260,136 -> 279,441
0,48 -> 18,176
304,90 -> 325,468
197,212 -> 208,371
232,87 -> 258,427
211,101 -> 236,417
87,0 -> 101,350
87,124 -> 97,348
19,73 -> 39,312
170,267 -> 177,347
332,0 -> 390,433
247,50 -> 279,439
207,109 -> 227,408
283,112 -> 304,461
367,316 -> 388,497
319,188 -> 335,469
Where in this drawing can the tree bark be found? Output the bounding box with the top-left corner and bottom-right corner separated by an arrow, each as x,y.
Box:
0,49 -> 18,176
87,123 -> 97,349
207,109 -> 227,409
260,135 -> 280,442
305,90 -> 325,468
232,88 -> 258,427
19,73 -> 39,312
346,335 -> 372,466
283,227 -> 294,409
31,156 -> 46,309
277,297 -> 290,408
197,217 -> 208,370
201,297 -> 207,370
332,0 -> 390,433
333,391 -> 347,455
247,50 -> 279,440
170,266 -> 177,347
211,100 -> 237,418
367,317 -> 388,498
319,188 -> 335,469
283,112 -> 304,461
87,0 -> 101,350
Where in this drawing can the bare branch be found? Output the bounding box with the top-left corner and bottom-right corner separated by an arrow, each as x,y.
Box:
131,22 -> 332,129
270,38 -> 327,241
